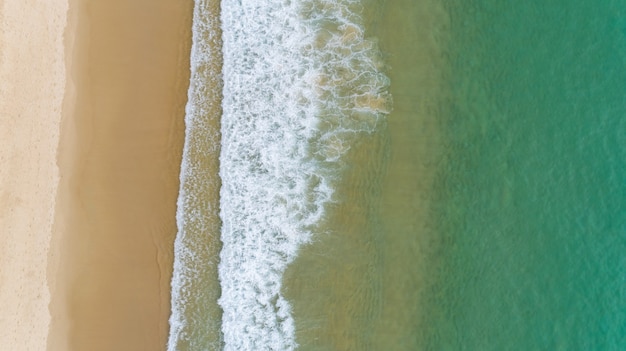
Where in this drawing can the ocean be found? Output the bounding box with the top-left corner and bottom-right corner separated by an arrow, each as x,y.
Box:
168,0 -> 626,350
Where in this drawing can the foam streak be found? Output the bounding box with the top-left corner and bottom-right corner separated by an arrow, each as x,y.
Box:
218,0 -> 391,350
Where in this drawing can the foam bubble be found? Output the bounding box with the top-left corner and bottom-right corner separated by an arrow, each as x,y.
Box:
168,0 -> 224,350
218,0 -> 391,350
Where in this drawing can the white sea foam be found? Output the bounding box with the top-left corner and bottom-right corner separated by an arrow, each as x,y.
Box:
168,0 -> 224,350
218,0 -> 391,350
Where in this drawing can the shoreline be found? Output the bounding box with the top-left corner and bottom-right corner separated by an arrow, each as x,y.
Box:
0,0 -> 67,349
48,0 -> 193,350
46,0 -> 77,347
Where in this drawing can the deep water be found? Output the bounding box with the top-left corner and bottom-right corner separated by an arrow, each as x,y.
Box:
426,0 -> 626,349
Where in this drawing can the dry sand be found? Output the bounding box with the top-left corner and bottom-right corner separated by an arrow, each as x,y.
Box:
47,0 -> 193,350
0,0 -> 67,349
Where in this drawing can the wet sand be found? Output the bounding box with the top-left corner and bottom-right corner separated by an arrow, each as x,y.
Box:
48,0 -> 193,350
0,0 -> 67,349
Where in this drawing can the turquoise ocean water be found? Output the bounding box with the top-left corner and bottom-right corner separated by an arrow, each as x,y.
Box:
168,0 -> 626,349
424,0 -> 626,349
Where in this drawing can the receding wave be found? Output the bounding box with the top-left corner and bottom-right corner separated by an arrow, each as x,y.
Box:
169,0 -> 391,349
168,0 -> 224,350
218,0 -> 391,350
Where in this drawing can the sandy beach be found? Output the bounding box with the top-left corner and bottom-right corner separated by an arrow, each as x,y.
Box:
46,0 -> 193,350
2,0 -> 192,350
0,0 -> 67,349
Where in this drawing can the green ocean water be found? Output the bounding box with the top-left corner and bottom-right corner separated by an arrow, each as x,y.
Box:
286,0 -> 626,349
425,0 -> 626,349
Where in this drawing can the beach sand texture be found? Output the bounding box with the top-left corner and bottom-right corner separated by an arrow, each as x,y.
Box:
47,0 -> 193,350
1,0 -> 192,350
0,0 -> 67,349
